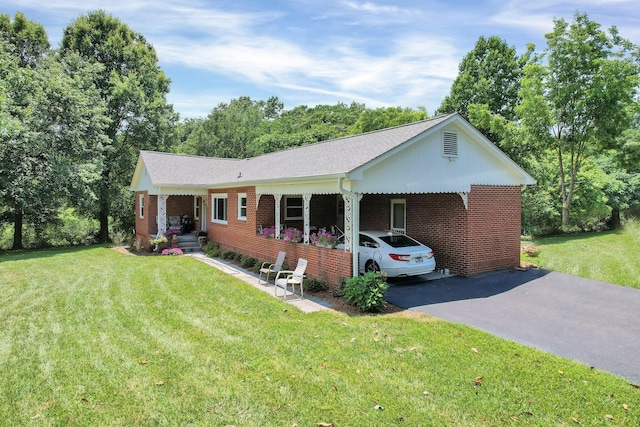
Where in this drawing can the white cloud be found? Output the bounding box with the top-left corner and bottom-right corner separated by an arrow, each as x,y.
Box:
343,1 -> 401,14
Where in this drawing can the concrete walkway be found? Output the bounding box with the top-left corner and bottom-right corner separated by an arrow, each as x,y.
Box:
188,253 -> 330,313
385,269 -> 640,383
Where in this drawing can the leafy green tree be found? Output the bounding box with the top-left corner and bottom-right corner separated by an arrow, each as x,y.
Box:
1,14 -> 108,249
348,106 -> 427,134
601,109 -> 640,227
0,12 -> 49,68
438,36 -> 533,123
517,12 -> 640,229
176,96 -> 282,158
248,102 -> 366,155
61,10 -> 176,242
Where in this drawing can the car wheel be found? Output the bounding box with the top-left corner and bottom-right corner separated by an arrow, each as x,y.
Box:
365,260 -> 380,273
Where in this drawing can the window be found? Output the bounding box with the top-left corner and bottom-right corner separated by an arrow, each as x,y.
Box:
212,194 -> 228,224
442,131 -> 458,157
194,196 -> 200,220
139,194 -> 144,219
237,193 -> 247,221
390,199 -> 406,234
284,196 -> 303,220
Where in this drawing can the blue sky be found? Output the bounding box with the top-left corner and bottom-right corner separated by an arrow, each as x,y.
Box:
3,0 -> 638,119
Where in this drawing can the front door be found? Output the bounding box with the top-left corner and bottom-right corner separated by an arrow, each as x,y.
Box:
390,199 -> 406,234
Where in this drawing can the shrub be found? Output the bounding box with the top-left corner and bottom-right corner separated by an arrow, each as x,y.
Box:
203,241 -> 220,257
44,207 -> 99,247
343,272 -> 388,312
221,250 -> 236,260
304,277 -> 329,292
233,252 -> 243,262
110,229 -> 130,246
241,257 -> 257,268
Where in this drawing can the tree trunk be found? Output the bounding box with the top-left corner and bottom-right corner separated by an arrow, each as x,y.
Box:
11,210 -> 24,250
609,208 -> 622,229
98,201 -> 110,243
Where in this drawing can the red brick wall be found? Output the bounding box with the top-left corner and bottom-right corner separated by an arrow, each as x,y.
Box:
198,184 -> 521,286
466,185 -> 522,274
208,187 -> 352,289
166,195 -> 193,221
360,193 -> 468,274
406,193 -> 468,275
359,187 -> 521,276
134,191 -> 149,242
256,194 -> 275,230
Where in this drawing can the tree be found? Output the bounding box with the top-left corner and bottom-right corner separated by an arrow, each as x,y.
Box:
176,96 -> 283,158
0,14 -> 108,249
348,106 -> 427,134
517,12 -> 640,228
0,12 -> 49,68
438,36 -> 533,123
248,102 -> 366,155
61,10 -> 176,242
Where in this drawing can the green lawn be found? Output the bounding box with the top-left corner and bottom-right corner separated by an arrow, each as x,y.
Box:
1,246 -> 639,426
522,219 -> 640,289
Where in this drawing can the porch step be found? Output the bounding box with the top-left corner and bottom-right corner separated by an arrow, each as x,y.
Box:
176,234 -> 202,253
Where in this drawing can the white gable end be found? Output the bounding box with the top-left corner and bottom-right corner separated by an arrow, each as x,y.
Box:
350,123 -> 532,194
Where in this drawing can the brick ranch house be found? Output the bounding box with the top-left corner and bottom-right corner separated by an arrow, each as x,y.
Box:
130,113 -> 535,288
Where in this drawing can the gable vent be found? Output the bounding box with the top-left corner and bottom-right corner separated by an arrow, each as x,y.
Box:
442,131 -> 458,157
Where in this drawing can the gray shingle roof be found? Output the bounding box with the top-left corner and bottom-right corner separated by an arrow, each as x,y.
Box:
140,113 -> 455,187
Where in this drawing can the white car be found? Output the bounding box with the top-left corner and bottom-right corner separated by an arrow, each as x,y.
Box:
339,230 -> 436,277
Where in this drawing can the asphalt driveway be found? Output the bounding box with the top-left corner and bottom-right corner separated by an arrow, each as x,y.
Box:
385,269 -> 640,383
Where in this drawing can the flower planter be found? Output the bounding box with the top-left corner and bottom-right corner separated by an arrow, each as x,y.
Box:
315,243 -> 336,249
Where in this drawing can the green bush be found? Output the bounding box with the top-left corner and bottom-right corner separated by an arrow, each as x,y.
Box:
233,252 -> 243,262
304,277 -> 329,292
203,241 -> 220,257
241,257 -> 257,268
44,208 -> 99,247
221,250 -> 236,260
343,272 -> 388,312
110,229 -> 130,246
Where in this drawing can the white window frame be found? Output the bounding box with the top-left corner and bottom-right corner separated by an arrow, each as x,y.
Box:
284,195 -> 303,220
237,193 -> 247,221
390,198 -> 406,234
194,196 -> 200,220
211,193 -> 228,224
139,194 -> 144,219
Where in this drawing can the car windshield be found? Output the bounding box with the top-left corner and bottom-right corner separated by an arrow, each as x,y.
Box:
378,235 -> 421,248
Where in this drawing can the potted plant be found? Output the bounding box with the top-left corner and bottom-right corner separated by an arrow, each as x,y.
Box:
282,227 -> 303,243
310,230 -> 339,248
150,235 -> 168,252
260,225 -> 277,238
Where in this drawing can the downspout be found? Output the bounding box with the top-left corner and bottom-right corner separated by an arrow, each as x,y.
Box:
338,176 -> 359,279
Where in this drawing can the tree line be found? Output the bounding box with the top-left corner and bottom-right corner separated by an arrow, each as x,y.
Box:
1,10 -> 639,250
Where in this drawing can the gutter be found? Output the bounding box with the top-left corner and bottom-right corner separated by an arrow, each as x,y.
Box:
338,176 -> 360,278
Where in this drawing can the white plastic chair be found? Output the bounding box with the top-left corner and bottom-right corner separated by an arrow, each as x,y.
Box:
258,251 -> 286,285
274,258 -> 307,299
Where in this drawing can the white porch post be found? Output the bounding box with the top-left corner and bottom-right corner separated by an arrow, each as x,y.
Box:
274,194 -> 282,239
342,192 -> 362,277
157,195 -> 168,236
303,193 -> 312,244
343,194 -> 353,252
200,198 -> 207,232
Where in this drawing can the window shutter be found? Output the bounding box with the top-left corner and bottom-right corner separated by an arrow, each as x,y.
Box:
442,131 -> 458,157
